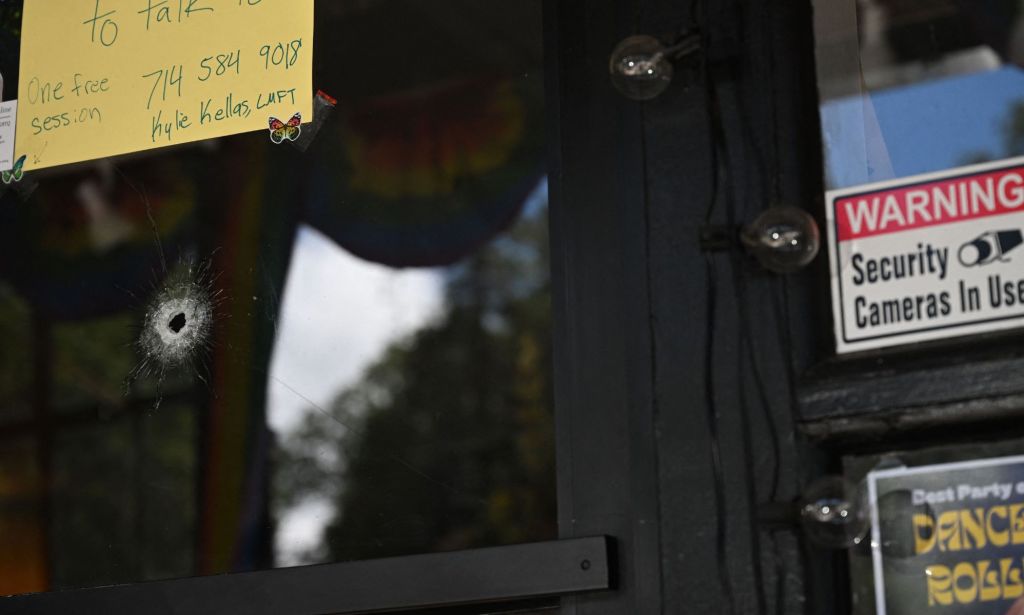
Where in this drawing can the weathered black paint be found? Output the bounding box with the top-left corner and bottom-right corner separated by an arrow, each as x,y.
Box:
1,538 -> 610,614
546,0 -> 839,611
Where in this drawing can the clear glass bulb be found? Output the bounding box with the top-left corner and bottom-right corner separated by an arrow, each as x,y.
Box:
799,476 -> 869,549
741,206 -> 821,273
609,35 -> 673,101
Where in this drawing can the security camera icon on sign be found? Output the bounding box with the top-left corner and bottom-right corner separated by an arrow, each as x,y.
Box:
958,229 -> 1024,267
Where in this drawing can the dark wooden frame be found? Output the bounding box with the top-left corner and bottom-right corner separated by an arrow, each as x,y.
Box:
2,538 -> 610,615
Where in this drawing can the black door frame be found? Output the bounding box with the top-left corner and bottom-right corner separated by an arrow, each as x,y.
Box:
550,0 -> 837,610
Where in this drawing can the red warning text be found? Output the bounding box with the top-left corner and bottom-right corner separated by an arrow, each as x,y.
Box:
836,165 -> 1024,241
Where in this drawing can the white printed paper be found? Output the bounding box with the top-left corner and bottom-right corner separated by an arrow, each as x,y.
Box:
0,100 -> 17,172
827,156 -> 1024,353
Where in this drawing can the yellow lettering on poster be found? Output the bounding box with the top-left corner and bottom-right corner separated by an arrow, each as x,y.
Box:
15,0 -> 314,171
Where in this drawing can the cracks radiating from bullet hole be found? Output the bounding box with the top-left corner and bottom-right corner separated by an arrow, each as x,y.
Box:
114,169 -> 466,530
117,164 -> 223,410
125,257 -> 222,409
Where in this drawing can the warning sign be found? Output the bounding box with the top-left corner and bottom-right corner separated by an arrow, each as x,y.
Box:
868,455 -> 1024,615
827,156 -> 1024,353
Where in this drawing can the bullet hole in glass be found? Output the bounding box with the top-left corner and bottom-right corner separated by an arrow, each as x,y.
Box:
168,312 -> 187,334
126,257 -> 221,409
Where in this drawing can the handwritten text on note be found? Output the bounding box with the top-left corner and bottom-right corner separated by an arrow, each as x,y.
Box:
16,0 -> 314,171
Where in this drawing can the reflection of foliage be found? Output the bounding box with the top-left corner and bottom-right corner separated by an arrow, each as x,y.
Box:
276,206 -> 556,562
1005,101 -> 1024,157
50,405 -> 196,589
963,101 -> 1024,165
52,313 -> 137,410
0,284 -> 31,418
0,1 -> 21,38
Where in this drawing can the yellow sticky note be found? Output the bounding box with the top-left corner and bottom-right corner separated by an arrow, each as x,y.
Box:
16,0 -> 314,171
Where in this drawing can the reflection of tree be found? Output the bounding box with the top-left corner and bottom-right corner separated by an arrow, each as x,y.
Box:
0,286 -> 200,592
1004,101 -> 1024,157
276,207 -> 556,562
0,0 -> 22,97
50,404 -> 196,589
0,2 -> 21,38
963,101 -> 1024,164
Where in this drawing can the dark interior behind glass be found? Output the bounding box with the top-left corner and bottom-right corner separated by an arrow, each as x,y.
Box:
0,0 -> 553,595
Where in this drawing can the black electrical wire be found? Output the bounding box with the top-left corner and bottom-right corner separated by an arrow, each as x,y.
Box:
735,339 -> 771,615
730,253 -> 783,615
697,5 -> 745,610
731,0 -> 796,611
703,254 -> 738,615
768,529 -> 788,615
770,281 -> 803,476
721,100 -> 773,615
758,2 -> 799,611
737,274 -> 787,615
636,54 -> 667,615
763,0 -> 783,206
732,228 -> 783,505
697,13 -> 740,611
697,0 -> 803,611
771,276 -> 820,615
711,69 -> 773,615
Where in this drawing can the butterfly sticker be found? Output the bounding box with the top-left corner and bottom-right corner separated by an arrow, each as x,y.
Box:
2,155 -> 25,184
269,113 -> 302,144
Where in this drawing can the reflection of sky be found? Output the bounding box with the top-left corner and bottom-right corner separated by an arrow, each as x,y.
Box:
822,66 -> 1024,190
266,226 -> 443,564
266,226 -> 443,435
267,176 -> 548,437
267,178 -> 549,566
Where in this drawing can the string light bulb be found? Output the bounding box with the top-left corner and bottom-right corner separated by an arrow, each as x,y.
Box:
609,35 -> 674,101
741,206 -> 821,273
799,476 -> 869,549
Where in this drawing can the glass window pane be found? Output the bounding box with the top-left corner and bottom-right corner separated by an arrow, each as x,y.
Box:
50,404 -> 197,588
813,0 -> 1024,353
814,0 -> 1024,190
0,285 -> 31,424
0,437 -> 46,595
0,0 -> 553,595
845,440 -> 1024,615
813,3 -> 1024,612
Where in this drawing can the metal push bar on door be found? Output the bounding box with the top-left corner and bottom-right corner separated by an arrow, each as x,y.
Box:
2,537 -> 612,615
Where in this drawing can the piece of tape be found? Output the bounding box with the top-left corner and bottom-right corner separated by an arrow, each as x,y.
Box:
289,90 -> 337,152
